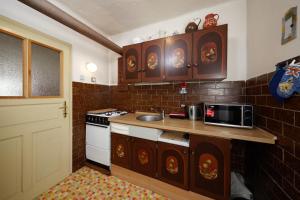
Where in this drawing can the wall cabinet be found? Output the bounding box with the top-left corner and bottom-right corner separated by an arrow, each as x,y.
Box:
131,137 -> 157,178
165,33 -> 193,81
189,134 -> 230,200
193,24 -> 227,80
142,38 -> 165,82
123,44 -> 142,83
111,133 -> 131,169
158,142 -> 189,189
120,24 -> 228,83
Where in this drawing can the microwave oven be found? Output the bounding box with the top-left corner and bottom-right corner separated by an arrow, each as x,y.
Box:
204,103 -> 253,129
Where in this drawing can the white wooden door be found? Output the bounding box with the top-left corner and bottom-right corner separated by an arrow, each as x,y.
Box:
0,16 -> 72,200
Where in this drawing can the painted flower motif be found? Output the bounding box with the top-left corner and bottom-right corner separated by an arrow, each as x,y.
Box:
138,149 -> 149,165
285,66 -> 300,78
199,153 -> 218,180
201,42 -> 217,64
116,144 -> 125,158
166,156 -> 179,174
127,55 -> 137,72
172,48 -> 185,68
147,52 -> 158,70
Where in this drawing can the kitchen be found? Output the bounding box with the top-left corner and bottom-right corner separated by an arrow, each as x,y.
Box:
0,0 -> 299,200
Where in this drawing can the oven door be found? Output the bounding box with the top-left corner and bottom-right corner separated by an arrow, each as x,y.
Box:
204,105 -> 242,127
86,123 -> 111,166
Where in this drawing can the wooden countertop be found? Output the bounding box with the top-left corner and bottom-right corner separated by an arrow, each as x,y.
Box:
109,113 -> 277,144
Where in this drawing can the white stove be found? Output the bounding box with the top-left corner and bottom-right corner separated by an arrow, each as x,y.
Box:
85,109 -> 127,169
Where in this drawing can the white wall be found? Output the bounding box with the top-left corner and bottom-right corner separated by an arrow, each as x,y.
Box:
0,0 -> 111,85
247,0 -> 300,79
108,0 -> 247,85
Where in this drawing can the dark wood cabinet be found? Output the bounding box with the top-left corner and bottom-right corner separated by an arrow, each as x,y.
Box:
190,135 -> 230,200
111,133 -> 131,169
193,24 -> 227,80
123,43 -> 142,83
158,142 -> 189,189
142,38 -> 165,82
131,137 -> 157,178
164,33 -> 193,81
118,57 -> 124,84
120,24 -> 228,83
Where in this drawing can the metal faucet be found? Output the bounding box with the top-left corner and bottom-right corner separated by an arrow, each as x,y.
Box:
151,107 -> 165,119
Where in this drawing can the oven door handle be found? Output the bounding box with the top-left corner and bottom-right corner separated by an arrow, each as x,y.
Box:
86,122 -> 109,128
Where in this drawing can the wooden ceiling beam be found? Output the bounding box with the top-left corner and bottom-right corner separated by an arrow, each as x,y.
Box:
18,0 -> 123,55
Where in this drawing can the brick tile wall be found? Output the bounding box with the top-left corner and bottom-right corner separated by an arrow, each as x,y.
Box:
111,81 -> 245,114
245,72 -> 300,200
72,82 -> 110,171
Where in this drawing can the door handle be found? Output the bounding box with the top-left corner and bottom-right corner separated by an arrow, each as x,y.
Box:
59,101 -> 68,118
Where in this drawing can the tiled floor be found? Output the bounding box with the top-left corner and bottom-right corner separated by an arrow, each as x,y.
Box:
39,166 -> 169,200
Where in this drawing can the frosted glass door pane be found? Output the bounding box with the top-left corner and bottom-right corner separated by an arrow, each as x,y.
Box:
31,43 -> 60,96
0,32 -> 23,96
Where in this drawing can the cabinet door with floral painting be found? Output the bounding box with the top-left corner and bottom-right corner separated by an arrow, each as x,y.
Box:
131,137 -> 157,178
111,133 -> 131,169
141,38 -> 164,82
158,142 -> 189,190
123,44 -> 142,83
193,24 -> 227,80
190,135 -> 230,200
164,33 -> 193,81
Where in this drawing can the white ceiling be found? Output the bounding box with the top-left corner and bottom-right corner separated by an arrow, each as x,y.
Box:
56,0 -> 234,35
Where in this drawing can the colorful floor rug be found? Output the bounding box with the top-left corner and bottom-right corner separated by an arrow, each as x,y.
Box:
39,166 -> 169,200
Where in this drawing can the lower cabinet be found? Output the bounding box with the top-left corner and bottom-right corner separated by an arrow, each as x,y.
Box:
131,137 -> 157,178
111,132 -> 231,200
158,142 -> 189,189
111,132 -> 131,169
190,134 -> 231,200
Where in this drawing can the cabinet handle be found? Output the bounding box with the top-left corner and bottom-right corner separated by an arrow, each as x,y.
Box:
186,64 -> 192,68
194,63 -> 199,67
191,151 -> 195,155
137,68 -> 145,72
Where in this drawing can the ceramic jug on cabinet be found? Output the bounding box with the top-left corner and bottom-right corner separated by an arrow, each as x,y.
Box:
203,13 -> 219,29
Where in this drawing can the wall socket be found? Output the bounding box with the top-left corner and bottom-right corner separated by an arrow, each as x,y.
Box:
80,75 -> 85,81
91,77 -> 96,83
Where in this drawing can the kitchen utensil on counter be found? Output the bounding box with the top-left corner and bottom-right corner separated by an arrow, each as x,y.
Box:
203,13 -> 219,29
185,18 -> 201,33
169,111 -> 188,119
188,104 -> 202,121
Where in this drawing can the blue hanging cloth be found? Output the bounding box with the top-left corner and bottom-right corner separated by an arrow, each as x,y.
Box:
276,60 -> 300,99
269,66 -> 286,102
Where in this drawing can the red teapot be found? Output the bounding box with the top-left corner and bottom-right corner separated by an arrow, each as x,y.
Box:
203,13 -> 219,29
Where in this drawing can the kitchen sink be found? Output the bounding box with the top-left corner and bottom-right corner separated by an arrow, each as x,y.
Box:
136,115 -> 163,122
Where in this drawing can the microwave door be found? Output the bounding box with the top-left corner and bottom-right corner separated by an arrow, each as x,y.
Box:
217,106 -> 242,126
205,105 -> 242,126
